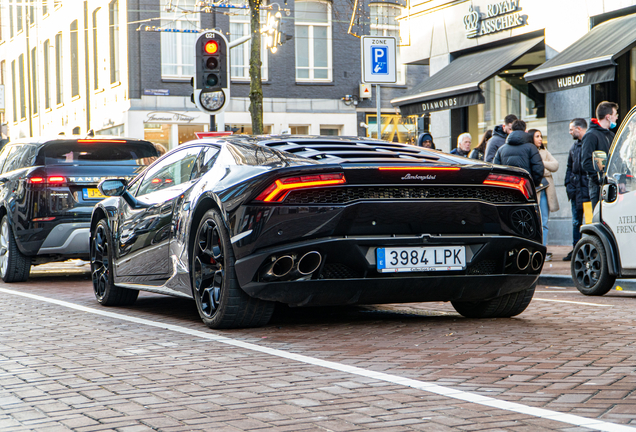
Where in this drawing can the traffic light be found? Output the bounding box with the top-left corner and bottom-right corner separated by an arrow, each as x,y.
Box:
193,31 -> 230,115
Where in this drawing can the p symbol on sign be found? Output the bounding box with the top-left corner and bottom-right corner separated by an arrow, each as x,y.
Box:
371,46 -> 388,75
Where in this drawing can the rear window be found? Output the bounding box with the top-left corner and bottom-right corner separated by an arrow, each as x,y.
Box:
36,140 -> 160,166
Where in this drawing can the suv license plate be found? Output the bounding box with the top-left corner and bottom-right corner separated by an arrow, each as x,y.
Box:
377,246 -> 466,273
83,188 -> 106,200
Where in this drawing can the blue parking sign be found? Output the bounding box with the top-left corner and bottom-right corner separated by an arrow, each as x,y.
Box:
372,46 -> 388,75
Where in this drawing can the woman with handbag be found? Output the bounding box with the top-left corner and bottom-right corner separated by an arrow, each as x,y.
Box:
529,129 -> 559,258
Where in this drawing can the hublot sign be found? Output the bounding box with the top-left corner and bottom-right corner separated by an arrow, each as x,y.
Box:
463,1 -> 527,39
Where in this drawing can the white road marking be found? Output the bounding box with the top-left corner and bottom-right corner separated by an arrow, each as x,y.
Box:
0,287 -> 632,432
534,298 -> 612,307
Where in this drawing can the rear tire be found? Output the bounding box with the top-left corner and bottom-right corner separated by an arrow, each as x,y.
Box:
191,209 -> 274,329
571,235 -> 616,296
91,220 -> 138,306
0,215 -> 31,282
451,283 -> 536,318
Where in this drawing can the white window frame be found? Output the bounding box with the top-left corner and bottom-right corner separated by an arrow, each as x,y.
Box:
369,3 -> 405,85
160,0 -> 200,79
229,4 -> 268,81
295,0 -> 332,82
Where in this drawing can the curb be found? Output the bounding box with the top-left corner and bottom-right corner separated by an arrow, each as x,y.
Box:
539,274 -> 636,290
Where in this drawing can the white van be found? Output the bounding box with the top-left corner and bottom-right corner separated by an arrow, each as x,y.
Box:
572,108 -> 636,295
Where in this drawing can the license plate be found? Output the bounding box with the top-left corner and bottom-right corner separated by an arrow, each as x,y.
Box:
377,246 -> 466,273
83,188 -> 106,200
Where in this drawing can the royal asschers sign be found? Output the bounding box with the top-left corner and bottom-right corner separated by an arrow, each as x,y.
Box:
463,1 -> 527,39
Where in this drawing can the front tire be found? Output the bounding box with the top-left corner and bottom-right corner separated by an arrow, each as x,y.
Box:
91,220 -> 138,306
571,235 -> 616,296
451,284 -> 536,318
0,215 -> 31,282
191,209 -> 274,329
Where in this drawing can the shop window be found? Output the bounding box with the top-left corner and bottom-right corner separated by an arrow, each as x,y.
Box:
477,76 -> 546,147
229,0 -> 268,80
29,3 -> 34,25
290,125 -> 309,135
9,4 -> 14,39
144,123 -> 171,149
16,0 -> 22,33
30,47 -> 37,115
320,126 -> 340,136
227,124 -> 272,134
160,0 -> 198,78
70,20 -> 79,97
109,0 -> 119,84
55,32 -> 63,105
44,39 -> 50,109
97,124 -> 125,136
369,3 -> 405,85
178,124 -> 205,145
295,0 -> 332,81
365,114 -> 416,143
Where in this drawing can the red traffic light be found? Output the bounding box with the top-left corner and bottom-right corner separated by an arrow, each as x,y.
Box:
204,40 -> 219,55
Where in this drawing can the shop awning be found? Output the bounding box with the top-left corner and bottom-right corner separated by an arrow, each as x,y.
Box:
391,37 -> 544,116
524,14 -> 636,93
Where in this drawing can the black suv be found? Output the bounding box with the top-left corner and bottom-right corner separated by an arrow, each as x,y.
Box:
0,137 -> 161,282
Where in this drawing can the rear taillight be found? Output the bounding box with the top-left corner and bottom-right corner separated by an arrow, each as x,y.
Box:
28,176 -> 66,184
255,173 -> 346,202
483,173 -> 531,199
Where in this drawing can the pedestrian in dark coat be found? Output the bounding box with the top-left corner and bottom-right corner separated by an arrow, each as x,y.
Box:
484,114 -> 518,163
563,118 -> 590,260
493,127 -> 544,187
581,101 -> 618,208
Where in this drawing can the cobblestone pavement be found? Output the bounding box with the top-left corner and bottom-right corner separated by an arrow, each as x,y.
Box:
1,265 -> 636,431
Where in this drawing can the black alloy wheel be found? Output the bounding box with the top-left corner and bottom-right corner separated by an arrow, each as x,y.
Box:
191,209 -> 274,329
571,235 -> 616,296
0,215 -> 31,282
91,220 -> 139,306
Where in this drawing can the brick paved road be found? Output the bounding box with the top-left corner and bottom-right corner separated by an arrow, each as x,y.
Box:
1,265 -> 636,431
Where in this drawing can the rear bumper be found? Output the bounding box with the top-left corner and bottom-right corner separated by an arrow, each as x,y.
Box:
234,235 -> 545,306
37,222 -> 91,256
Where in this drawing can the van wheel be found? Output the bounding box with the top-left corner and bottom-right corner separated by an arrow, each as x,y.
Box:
572,235 -> 616,296
451,284 -> 536,318
0,215 -> 31,282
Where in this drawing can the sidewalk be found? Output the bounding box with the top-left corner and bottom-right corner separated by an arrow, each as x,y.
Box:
540,245 -> 636,289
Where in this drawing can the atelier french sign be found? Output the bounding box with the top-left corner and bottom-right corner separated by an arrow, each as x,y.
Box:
463,1 -> 527,39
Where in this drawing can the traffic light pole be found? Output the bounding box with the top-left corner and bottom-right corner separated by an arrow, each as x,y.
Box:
210,115 -> 216,132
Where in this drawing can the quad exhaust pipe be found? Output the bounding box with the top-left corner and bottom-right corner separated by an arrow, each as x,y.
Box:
531,251 -> 543,271
516,248 -> 531,271
259,251 -> 322,281
510,248 -> 543,272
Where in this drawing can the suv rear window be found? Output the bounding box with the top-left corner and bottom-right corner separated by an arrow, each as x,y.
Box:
36,140 -> 160,166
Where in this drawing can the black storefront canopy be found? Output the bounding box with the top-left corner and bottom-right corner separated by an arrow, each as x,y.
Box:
524,13 -> 636,93
391,37 -> 544,116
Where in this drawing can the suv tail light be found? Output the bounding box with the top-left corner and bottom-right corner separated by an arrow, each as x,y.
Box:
28,176 -> 67,184
483,173 -> 531,199
255,173 -> 346,202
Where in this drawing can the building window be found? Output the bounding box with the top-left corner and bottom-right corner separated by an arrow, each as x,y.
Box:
55,32 -> 63,105
31,47 -> 37,114
369,3 -> 404,84
290,125 -> 309,134
295,0 -> 331,81
43,0 -> 48,16
160,0 -> 198,78
44,39 -> 50,109
16,0 -> 22,33
320,126 -> 340,135
92,8 -> 99,89
229,2 -> 268,80
9,4 -> 14,38
11,60 -> 16,122
365,114 -> 416,143
29,2 -> 34,25
109,0 -> 119,84
70,20 -> 79,97
18,54 -> 25,119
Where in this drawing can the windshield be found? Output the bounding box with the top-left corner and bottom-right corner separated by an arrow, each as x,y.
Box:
37,140 -> 160,166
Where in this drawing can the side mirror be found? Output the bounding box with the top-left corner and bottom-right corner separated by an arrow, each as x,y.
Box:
98,179 -> 128,196
593,150 -> 607,173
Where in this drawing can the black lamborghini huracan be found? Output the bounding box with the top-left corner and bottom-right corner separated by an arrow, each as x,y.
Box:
90,136 -> 545,328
